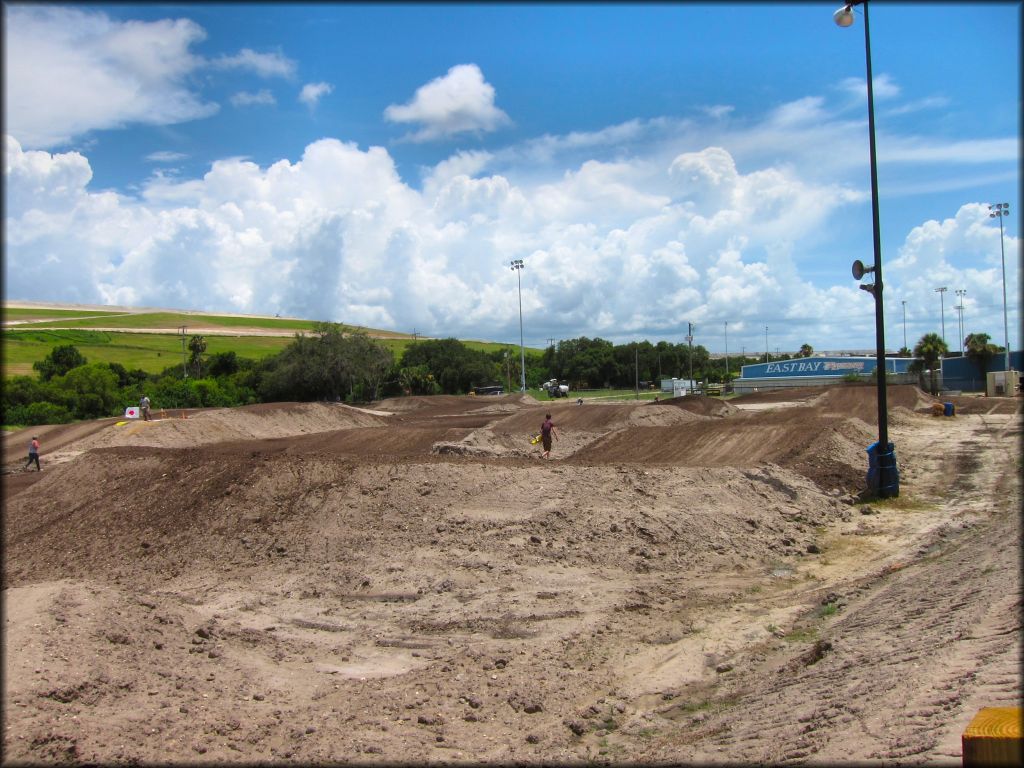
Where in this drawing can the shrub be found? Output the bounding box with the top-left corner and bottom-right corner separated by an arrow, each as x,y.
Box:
7,401 -> 75,426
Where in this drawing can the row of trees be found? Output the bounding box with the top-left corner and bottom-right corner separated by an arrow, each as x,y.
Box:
3,324 -> 1007,426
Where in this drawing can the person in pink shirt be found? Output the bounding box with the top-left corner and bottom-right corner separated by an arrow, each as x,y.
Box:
539,414 -> 559,460
25,436 -> 41,471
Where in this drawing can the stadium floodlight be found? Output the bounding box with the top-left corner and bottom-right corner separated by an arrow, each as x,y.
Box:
510,259 -> 527,392
989,203 -> 1011,371
935,287 -> 948,349
955,289 -> 967,355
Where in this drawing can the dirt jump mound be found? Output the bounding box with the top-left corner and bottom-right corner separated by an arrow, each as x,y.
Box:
2,390 -> 1020,765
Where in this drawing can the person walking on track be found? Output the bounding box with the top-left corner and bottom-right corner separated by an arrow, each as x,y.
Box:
540,413 -> 559,460
140,394 -> 151,421
24,435 -> 41,471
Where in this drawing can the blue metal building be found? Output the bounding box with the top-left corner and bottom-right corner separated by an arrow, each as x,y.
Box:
938,351 -> 1022,392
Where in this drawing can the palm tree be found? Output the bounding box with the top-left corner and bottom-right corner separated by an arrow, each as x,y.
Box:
798,343 -> 814,358
912,333 -> 948,395
964,332 -> 1001,388
188,335 -> 207,378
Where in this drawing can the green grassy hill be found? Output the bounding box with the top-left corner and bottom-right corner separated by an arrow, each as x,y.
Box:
2,303 -> 539,378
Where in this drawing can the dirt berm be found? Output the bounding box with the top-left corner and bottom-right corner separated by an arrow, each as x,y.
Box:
2,384 -> 1020,764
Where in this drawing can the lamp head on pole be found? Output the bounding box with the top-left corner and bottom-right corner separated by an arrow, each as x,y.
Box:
834,4 -> 855,27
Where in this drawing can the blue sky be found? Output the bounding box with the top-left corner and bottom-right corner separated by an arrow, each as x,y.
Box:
4,1 -> 1020,355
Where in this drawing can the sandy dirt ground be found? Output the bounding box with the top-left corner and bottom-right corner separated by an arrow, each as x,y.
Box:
2,385 -> 1020,764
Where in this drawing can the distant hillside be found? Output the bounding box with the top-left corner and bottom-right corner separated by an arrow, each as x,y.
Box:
2,301 -> 540,378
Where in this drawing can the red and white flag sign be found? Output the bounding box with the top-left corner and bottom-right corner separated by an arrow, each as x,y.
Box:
124,407 -> 139,419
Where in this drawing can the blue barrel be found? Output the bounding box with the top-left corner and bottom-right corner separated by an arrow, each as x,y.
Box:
943,402 -> 955,417
866,441 -> 900,498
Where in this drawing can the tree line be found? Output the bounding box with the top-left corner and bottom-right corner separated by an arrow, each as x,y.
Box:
1,324 -> 748,426
3,322 -> 1005,426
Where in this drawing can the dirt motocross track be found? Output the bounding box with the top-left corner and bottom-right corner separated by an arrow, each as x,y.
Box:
3,385 -> 1021,764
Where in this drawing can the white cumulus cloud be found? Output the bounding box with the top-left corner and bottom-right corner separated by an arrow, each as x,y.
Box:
384,64 -> 511,142
3,91 -> 1018,352
3,5 -> 218,148
298,82 -> 333,109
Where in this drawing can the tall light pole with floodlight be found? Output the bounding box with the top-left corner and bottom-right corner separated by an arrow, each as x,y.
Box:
990,203 -> 1011,371
510,259 -> 527,392
686,322 -> 695,393
935,286 -> 948,349
837,0 -> 897,497
955,289 -> 967,355
901,300 -> 907,352
724,321 -> 729,384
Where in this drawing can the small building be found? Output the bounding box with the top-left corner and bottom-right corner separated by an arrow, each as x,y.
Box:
661,378 -> 698,396
733,356 -> 917,395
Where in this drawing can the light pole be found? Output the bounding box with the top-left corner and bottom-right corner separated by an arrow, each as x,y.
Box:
178,326 -> 188,379
510,259 -> 527,391
935,287 -> 948,349
686,322 -> 694,393
955,289 -> 967,355
901,300 -> 907,352
764,325 -> 768,363
836,0 -> 897,497
990,203 -> 1011,370
724,321 -> 729,384
635,345 -> 639,400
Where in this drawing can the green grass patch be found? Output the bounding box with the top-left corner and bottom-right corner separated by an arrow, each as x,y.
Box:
3,326 -> 541,379
870,495 -> 934,513
783,626 -> 819,643
817,602 -> 839,618
3,303 -> 549,379
3,329 -> 292,377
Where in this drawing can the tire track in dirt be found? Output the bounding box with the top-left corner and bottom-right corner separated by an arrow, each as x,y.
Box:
629,407 -> 1021,764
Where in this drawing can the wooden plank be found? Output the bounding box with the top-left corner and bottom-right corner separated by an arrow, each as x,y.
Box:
962,707 -> 1022,767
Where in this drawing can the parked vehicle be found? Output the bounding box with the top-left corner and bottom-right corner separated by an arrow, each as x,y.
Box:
472,385 -> 504,396
542,379 -> 570,398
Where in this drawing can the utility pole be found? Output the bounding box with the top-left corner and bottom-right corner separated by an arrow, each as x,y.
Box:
724,320 -> 729,384
178,326 -> 188,379
765,325 -> 769,363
